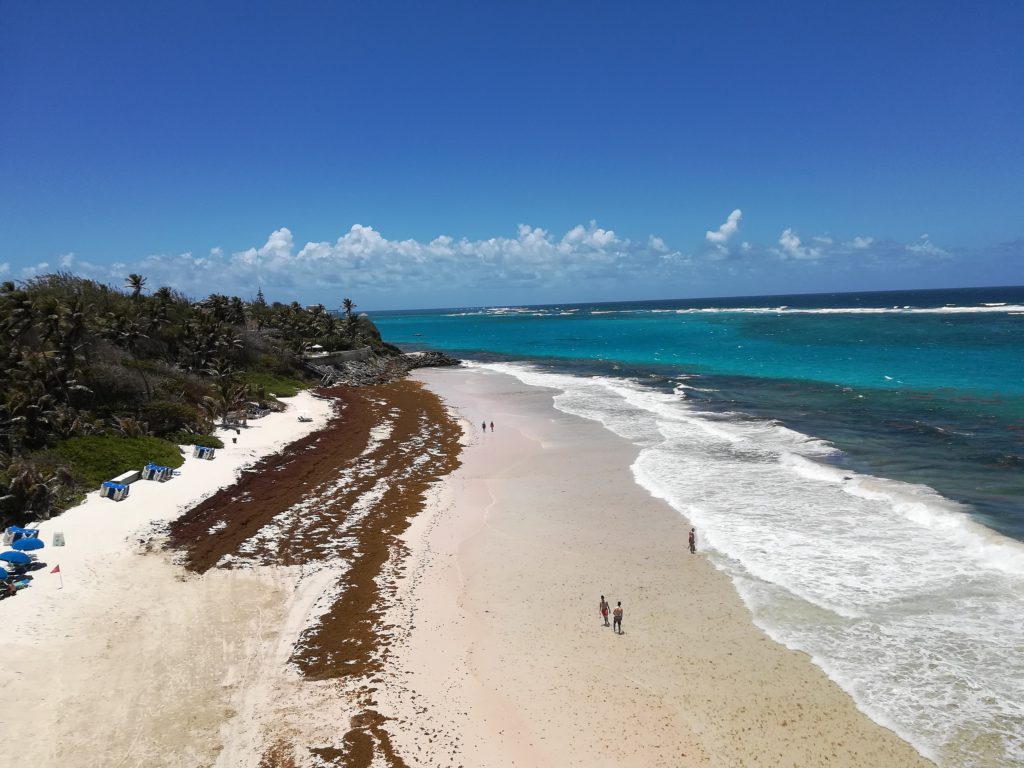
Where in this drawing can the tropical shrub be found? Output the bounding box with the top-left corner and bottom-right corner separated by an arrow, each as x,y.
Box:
165,432 -> 224,449
53,435 -> 184,486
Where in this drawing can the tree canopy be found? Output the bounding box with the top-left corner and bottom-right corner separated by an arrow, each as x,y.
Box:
0,273 -> 383,527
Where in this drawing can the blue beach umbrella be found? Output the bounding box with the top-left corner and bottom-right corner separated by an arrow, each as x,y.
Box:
11,538 -> 44,551
0,551 -> 32,566
0,567 -> 8,580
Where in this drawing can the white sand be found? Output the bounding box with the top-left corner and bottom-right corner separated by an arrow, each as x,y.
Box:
0,370 -> 938,767
0,392 -> 333,767
376,366 -> 933,767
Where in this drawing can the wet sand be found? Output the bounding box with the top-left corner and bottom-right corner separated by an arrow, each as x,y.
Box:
0,370 -> 935,767
374,367 -> 933,767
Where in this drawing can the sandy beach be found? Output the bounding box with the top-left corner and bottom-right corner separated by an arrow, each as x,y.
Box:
0,369 -> 934,767
376,367 -> 933,767
0,392 -> 334,765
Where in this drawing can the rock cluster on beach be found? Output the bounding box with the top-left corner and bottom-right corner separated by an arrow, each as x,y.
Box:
310,350 -> 461,387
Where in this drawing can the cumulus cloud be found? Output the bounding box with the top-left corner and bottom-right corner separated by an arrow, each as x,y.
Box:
906,235 -> 948,256
20,218 -> 981,305
69,222 -> 683,299
561,221 -> 617,248
705,209 -> 742,244
777,228 -> 822,260
20,261 -> 50,277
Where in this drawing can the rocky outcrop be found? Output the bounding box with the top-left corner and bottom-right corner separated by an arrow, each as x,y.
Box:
310,351 -> 461,387
401,351 -> 462,370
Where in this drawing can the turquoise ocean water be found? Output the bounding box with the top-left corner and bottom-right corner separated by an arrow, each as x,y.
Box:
373,286 -> 1024,766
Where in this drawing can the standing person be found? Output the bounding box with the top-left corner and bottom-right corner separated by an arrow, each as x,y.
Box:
613,601 -> 623,634
490,421 -> 494,432
482,421 -> 487,432
688,527 -> 697,554
599,595 -> 610,627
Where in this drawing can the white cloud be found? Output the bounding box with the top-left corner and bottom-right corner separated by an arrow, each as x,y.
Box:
705,209 -> 742,244
30,219 -> 976,303
0,262 -> 9,276
846,236 -> 874,249
20,261 -> 50,277
906,235 -> 948,256
84,222 -> 679,298
777,228 -> 822,260
560,221 -> 617,249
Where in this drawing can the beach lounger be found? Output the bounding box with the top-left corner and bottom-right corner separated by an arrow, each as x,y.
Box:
100,481 -> 130,500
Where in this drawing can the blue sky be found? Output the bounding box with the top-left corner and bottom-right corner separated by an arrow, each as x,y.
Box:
2,1 -> 1021,309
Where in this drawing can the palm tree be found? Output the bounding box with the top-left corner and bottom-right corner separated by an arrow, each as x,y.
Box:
342,297 -> 356,318
227,296 -> 247,325
2,382 -> 58,451
112,317 -> 153,400
59,296 -> 91,366
153,286 -> 174,303
126,273 -> 147,300
214,325 -> 244,358
0,457 -> 73,517
251,287 -> 269,331
1,289 -> 36,350
203,362 -> 248,424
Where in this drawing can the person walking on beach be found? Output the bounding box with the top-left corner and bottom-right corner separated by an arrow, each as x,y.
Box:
482,421 -> 487,432
613,601 -> 623,634
689,527 -> 697,554
490,421 -> 494,432
599,595 -> 610,626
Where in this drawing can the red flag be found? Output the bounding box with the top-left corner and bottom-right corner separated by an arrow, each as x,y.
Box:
51,564 -> 60,574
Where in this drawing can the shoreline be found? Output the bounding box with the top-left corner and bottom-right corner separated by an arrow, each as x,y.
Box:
0,368 -> 941,766
377,366 -> 933,766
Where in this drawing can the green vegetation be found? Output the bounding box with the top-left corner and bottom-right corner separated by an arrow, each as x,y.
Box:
0,273 -> 389,527
53,435 -> 184,486
239,371 -> 308,399
166,433 -> 225,449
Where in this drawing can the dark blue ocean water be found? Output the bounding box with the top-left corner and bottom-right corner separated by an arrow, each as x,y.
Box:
374,286 -> 1024,541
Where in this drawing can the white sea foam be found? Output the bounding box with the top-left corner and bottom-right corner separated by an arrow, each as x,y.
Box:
609,304 -> 1024,316
442,303 -> 1024,319
474,361 -> 1024,767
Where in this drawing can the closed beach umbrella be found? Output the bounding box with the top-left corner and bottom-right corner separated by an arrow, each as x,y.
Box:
0,551 -> 32,565
11,538 -> 44,551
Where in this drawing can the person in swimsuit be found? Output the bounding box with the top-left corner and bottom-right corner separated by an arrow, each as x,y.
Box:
599,595 -> 610,626
482,421 -> 486,432
689,527 -> 697,554
490,421 -> 494,432
613,601 -> 623,634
